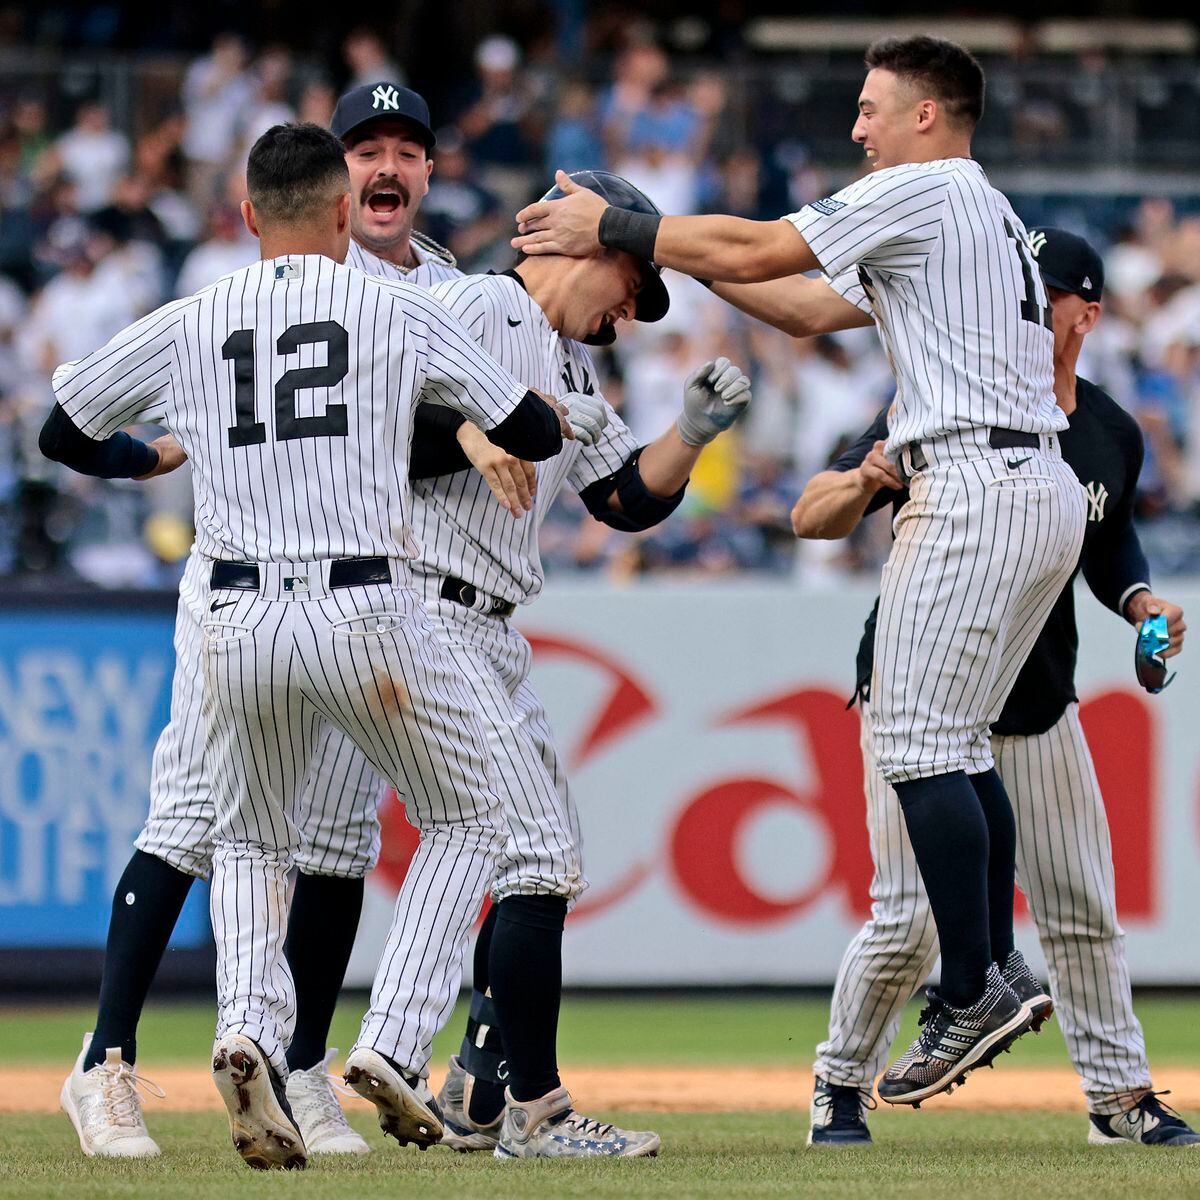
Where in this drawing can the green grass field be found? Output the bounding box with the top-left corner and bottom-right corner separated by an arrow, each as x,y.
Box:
2,995 -> 1199,1199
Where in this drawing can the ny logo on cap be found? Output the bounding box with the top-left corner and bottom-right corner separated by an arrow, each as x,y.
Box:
372,84 -> 401,111
1028,230 -> 1047,256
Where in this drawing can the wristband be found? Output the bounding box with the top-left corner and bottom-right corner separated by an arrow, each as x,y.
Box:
598,206 -> 661,262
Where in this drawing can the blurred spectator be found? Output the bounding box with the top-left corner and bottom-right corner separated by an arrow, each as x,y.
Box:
176,196 -> 255,297
544,82 -> 604,175
182,33 -> 253,209
12,98 -> 50,178
419,129 -> 506,269
455,35 -> 540,210
298,80 -> 336,128
48,102 -> 130,212
343,28 -> 403,91
237,47 -> 297,161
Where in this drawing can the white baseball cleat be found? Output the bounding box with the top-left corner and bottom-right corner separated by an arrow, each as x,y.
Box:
494,1086 -> 661,1159
60,1034 -> 163,1158
211,1034 -> 307,1170
343,1046 -> 443,1149
285,1049 -> 370,1155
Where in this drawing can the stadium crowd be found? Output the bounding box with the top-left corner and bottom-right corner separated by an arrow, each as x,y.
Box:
2,27 -> 1200,586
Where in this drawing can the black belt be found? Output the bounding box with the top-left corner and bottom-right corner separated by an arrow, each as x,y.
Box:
440,575 -> 516,618
210,557 -> 392,590
987,428 -> 1041,451
905,427 -> 1043,475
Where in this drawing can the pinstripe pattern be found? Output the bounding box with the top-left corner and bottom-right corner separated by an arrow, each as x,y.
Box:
203,577 -> 506,1079
52,255 -> 525,564
345,237 -> 461,287
415,273 -> 641,605
135,251 -> 466,882
788,159 -> 1066,458
870,448 -> 1086,782
818,703 -> 1152,1114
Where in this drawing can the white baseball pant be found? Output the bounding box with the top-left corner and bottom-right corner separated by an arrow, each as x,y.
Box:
816,701 -> 1153,1115
201,561 -> 505,1081
138,549 -> 386,880
871,430 -> 1086,782
354,575 -> 585,1077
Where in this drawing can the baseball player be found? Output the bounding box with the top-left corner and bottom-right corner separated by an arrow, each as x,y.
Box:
55,83 -> 459,1161
796,229 -> 1197,1147
43,122 -> 582,1170
341,170 -> 751,1159
514,34 -> 1088,1101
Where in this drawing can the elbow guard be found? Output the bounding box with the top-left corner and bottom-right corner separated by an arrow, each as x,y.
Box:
579,448 -> 686,532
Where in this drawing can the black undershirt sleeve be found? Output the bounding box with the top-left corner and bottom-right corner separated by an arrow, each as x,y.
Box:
1080,424 -> 1150,615
38,402 -> 159,479
408,403 -> 470,479
487,390 -> 562,461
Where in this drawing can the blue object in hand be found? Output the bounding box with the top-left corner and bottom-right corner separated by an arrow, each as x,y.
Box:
1135,613 -> 1175,694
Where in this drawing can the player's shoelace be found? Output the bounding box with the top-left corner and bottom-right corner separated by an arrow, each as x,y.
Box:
97,1062 -> 165,1128
291,1054 -> 356,1131
1123,1090 -> 1191,1133
557,1111 -> 615,1139
816,1084 -> 876,1125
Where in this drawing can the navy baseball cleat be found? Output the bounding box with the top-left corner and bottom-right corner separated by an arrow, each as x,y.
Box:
878,964 -> 1031,1106
1088,1092 -> 1200,1146
807,1077 -> 874,1146
999,948 -> 1054,1032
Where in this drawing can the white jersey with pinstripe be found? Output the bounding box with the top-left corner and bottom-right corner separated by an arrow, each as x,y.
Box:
790,158 -> 1067,458
52,250 -> 529,1081
817,702 -> 1152,1115
138,247 -> 466,880
791,159 -> 1086,782
356,271 -> 642,1064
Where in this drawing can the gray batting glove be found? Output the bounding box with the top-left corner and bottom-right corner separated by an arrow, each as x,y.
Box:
561,391 -> 609,447
677,356 -> 752,446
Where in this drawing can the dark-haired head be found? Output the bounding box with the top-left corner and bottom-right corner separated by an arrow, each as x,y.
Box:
242,123 -> 352,260
865,36 -> 984,130
852,36 -> 984,169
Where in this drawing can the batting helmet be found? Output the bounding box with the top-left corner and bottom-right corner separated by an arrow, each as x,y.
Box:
537,170 -> 670,344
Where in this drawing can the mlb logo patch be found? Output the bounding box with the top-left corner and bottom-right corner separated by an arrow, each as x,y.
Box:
808,197 -> 847,216
275,263 -> 301,280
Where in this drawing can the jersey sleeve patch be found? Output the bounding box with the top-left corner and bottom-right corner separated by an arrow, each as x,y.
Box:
808,196 -> 847,216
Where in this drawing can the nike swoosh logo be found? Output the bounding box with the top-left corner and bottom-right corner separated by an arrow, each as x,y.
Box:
210,599 -> 238,613
1006,455 -> 1033,469
506,317 -> 522,327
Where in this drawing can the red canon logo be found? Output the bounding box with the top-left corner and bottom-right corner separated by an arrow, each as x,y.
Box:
373,632 -> 1156,924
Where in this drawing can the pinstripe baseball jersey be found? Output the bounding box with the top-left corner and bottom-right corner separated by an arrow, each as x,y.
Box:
789,158 -> 1067,457
346,233 -> 461,287
412,270 -> 641,604
50,254 -> 529,563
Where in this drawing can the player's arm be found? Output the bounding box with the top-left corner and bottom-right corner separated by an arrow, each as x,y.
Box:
710,276 -> 873,337
1080,424 -> 1185,656
514,173 -> 817,282
575,358 -> 752,531
408,290 -> 567,461
41,303 -> 184,478
791,407 -> 903,539
408,403 -> 538,517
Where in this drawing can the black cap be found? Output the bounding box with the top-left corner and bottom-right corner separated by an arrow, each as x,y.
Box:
537,169 -> 670,345
331,82 -> 436,151
1027,227 -> 1103,302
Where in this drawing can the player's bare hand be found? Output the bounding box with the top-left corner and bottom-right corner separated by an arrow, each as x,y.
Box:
456,423 -> 537,516
857,441 -> 903,494
133,434 -> 188,480
511,170 -> 606,257
1127,593 -> 1186,657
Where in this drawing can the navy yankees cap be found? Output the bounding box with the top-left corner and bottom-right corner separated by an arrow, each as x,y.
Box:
331,82 -> 436,151
1027,227 -> 1104,302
